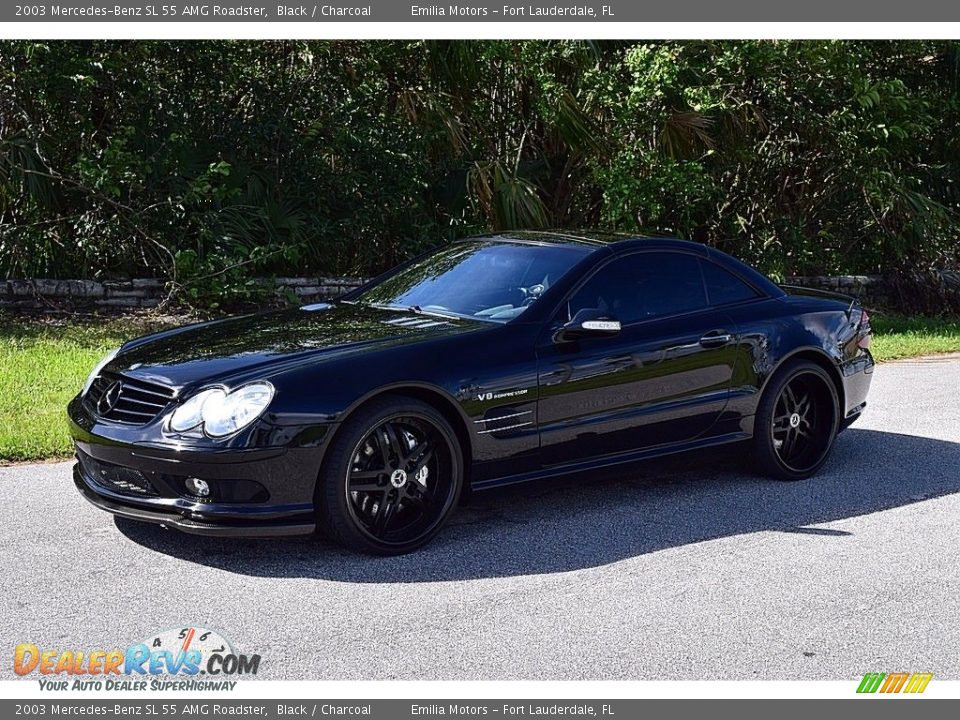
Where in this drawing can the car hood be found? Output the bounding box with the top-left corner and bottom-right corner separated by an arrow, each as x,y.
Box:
107,303 -> 490,390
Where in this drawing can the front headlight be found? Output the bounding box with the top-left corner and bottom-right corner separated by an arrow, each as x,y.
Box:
82,348 -> 119,396
169,382 -> 274,438
169,388 -> 224,433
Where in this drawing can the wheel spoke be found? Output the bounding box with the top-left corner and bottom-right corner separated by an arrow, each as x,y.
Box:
772,412 -> 790,436
382,422 -> 406,464
349,470 -> 382,492
372,495 -> 397,532
781,428 -> 796,458
408,439 -> 435,472
783,383 -> 798,410
405,481 -> 433,508
375,428 -> 392,468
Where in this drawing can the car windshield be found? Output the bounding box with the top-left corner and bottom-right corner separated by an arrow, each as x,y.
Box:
354,241 -> 591,322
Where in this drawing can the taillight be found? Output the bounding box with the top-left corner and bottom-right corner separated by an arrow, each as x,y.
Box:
857,308 -> 872,349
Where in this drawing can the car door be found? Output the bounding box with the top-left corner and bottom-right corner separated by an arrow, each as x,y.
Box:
536,250 -> 741,467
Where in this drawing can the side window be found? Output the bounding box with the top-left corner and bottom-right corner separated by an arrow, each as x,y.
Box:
699,260 -> 760,306
569,252 -> 708,324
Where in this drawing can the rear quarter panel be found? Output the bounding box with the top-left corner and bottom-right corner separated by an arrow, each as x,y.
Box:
722,295 -> 869,431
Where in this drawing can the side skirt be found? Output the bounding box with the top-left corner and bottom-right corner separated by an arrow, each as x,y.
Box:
470,430 -> 752,491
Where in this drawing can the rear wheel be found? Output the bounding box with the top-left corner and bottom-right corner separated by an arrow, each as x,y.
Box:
752,361 -> 839,481
317,395 -> 463,555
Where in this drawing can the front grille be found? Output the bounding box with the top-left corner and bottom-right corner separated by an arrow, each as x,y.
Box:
83,372 -> 176,425
78,450 -> 158,497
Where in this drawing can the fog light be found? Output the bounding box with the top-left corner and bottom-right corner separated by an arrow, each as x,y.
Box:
185,478 -> 210,497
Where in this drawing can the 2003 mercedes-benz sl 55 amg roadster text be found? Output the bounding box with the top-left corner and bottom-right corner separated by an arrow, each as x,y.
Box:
69,232 -> 874,554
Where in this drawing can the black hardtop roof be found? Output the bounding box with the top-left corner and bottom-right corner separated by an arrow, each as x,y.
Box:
461,230 -> 710,254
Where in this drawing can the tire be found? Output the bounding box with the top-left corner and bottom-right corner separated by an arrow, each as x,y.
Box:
752,361 -> 840,481
316,395 -> 463,555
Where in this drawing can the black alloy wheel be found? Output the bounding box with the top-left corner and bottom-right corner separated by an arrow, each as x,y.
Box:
317,395 -> 462,555
753,361 -> 839,481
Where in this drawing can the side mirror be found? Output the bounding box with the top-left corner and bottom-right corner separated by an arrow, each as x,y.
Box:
554,308 -> 622,343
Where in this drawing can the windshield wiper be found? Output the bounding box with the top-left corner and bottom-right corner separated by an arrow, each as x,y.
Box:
368,303 -> 462,321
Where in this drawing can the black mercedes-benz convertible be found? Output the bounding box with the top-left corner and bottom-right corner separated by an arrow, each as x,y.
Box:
69,232 -> 874,554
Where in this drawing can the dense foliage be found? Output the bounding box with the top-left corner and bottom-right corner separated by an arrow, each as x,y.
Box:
1,40 -> 958,300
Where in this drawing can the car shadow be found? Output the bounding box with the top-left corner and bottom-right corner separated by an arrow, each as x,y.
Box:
115,428 -> 960,582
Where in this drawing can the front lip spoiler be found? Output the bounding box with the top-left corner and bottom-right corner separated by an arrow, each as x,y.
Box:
73,466 -> 316,538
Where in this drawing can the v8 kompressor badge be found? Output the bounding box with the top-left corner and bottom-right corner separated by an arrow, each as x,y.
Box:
476,388 -> 529,402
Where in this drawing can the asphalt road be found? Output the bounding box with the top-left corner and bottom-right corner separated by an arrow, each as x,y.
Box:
2,359 -> 959,681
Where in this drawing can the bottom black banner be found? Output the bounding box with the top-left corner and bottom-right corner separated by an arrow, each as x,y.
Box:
3,700 -> 957,720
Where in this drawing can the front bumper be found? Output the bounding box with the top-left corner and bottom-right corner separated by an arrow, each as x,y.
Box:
74,465 -> 315,537
69,397 -> 333,538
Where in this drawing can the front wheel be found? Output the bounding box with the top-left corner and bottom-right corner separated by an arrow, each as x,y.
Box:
317,395 -> 463,555
752,361 -> 840,481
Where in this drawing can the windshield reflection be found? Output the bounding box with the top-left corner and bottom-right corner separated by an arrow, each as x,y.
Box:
356,241 -> 591,322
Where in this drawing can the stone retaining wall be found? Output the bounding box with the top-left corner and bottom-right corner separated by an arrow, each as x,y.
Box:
1,277 -> 366,310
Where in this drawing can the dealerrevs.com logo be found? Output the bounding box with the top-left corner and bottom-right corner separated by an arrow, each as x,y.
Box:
13,626 -> 261,691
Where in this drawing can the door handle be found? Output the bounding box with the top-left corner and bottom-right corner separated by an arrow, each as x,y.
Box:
699,330 -> 733,348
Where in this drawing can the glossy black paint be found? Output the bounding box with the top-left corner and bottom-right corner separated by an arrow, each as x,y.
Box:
68,232 -> 874,536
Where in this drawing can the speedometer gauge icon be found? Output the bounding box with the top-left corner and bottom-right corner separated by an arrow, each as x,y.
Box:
139,626 -> 235,659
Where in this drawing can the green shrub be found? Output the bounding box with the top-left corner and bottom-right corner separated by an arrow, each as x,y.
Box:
1,40 -> 958,306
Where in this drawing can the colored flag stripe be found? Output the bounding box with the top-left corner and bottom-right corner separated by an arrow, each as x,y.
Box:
905,674 -> 930,693
858,673 -> 886,693
892,673 -> 909,693
856,674 -> 877,693
880,673 -> 898,693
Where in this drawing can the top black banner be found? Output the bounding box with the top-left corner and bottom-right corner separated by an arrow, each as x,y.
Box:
7,0 -> 960,22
